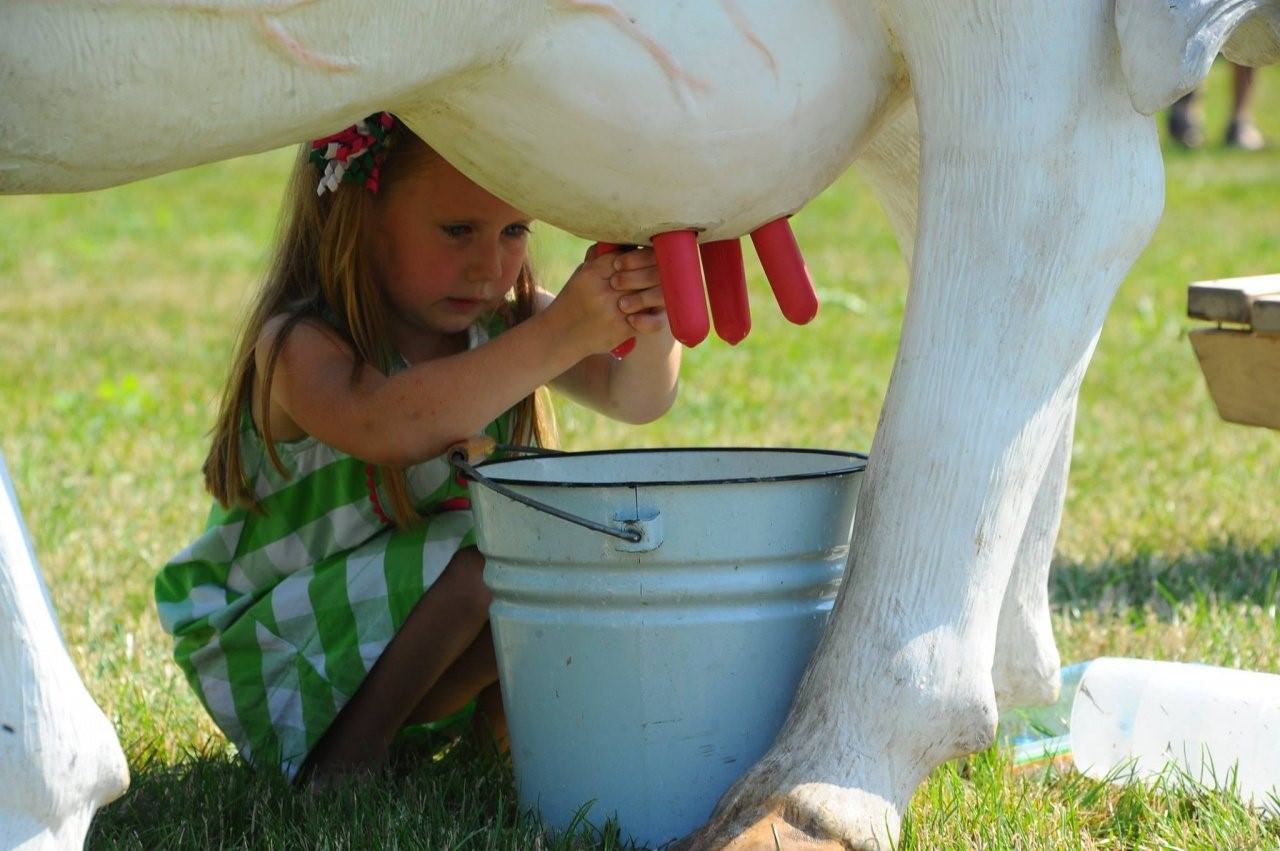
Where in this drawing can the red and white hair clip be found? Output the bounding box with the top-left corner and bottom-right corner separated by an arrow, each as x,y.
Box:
308,112 -> 397,196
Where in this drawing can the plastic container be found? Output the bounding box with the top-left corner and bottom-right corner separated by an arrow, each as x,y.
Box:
466,447 -> 865,849
996,661 -> 1091,767
1071,657 -> 1280,807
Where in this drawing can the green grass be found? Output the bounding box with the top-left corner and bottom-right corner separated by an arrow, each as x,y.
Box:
2,61 -> 1279,848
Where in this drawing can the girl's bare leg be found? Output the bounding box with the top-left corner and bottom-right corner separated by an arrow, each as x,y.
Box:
406,627 -> 499,725
472,681 -> 508,753
302,546 -> 492,777
409,631 -> 508,753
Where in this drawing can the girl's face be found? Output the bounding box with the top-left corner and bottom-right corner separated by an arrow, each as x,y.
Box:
371,155 -> 532,344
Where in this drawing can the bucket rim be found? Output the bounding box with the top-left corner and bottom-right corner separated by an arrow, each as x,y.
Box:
468,446 -> 868,489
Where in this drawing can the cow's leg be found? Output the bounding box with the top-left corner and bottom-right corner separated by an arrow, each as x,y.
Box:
992,406 -> 1075,709
685,4 -> 1165,849
856,99 -> 1070,713
856,97 -> 1070,713
0,452 -> 129,849
853,98 -> 921,266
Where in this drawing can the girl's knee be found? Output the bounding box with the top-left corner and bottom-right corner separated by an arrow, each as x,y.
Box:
446,547 -> 492,622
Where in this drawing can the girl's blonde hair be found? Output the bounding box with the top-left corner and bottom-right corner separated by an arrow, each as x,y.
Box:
203,125 -> 554,527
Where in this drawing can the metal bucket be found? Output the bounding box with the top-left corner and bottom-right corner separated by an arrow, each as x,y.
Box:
464,447 -> 865,848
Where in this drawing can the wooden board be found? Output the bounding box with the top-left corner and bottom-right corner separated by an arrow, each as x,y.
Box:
1251,294 -> 1280,336
1190,328 -> 1280,430
1187,274 -> 1280,325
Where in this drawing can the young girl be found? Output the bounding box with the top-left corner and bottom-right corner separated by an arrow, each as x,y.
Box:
155,113 -> 681,782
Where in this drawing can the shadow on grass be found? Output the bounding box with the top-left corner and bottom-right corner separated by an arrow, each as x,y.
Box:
91,540 -> 1280,849
89,737 -> 639,851
1050,539 -> 1280,614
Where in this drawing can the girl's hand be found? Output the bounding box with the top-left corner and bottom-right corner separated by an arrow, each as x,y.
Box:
544,244 -> 680,424
607,247 -> 668,336
548,247 -> 667,355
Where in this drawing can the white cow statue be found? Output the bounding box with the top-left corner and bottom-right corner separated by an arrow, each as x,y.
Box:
2,1 -> 1278,848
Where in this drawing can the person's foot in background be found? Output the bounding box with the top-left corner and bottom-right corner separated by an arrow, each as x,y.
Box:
1226,119 -> 1266,150
1168,91 -> 1206,148
1225,64 -> 1265,150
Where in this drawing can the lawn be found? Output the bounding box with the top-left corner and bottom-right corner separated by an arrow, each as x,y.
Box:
2,61 -> 1279,848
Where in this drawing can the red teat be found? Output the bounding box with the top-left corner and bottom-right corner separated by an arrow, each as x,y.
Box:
594,242 -> 637,359
651,230 -> 709,347
750,217 -> 819,325
700,239 -> 751,345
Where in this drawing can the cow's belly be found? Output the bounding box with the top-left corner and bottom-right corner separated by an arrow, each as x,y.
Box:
408,0 -> 902,243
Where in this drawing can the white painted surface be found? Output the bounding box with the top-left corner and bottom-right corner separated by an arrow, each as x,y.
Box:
1117,0 -> 1280,113
992,407 -> 1075,711
0,453 -> 129,850
471,449 -> 863,848
0,0 -> 901,244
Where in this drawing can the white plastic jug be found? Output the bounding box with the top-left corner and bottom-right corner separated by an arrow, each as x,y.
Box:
1071,657 -> 1280,807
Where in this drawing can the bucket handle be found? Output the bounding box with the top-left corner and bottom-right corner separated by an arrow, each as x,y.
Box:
448,439 -> 644,545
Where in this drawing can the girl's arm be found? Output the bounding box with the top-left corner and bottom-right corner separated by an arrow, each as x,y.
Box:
257,253 -> 634,466
547,247 -> 682,424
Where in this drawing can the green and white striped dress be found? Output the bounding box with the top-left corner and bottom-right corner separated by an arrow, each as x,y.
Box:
156,319 -> 511,778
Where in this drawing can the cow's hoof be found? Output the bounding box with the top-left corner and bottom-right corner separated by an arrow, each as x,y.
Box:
993,620 -> 1062,710
676,802 -> 847,851
994,653 -> 1062,710
678,782 -> 902,851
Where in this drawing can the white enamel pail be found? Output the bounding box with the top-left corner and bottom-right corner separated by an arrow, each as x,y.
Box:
465,448 -> 865,848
